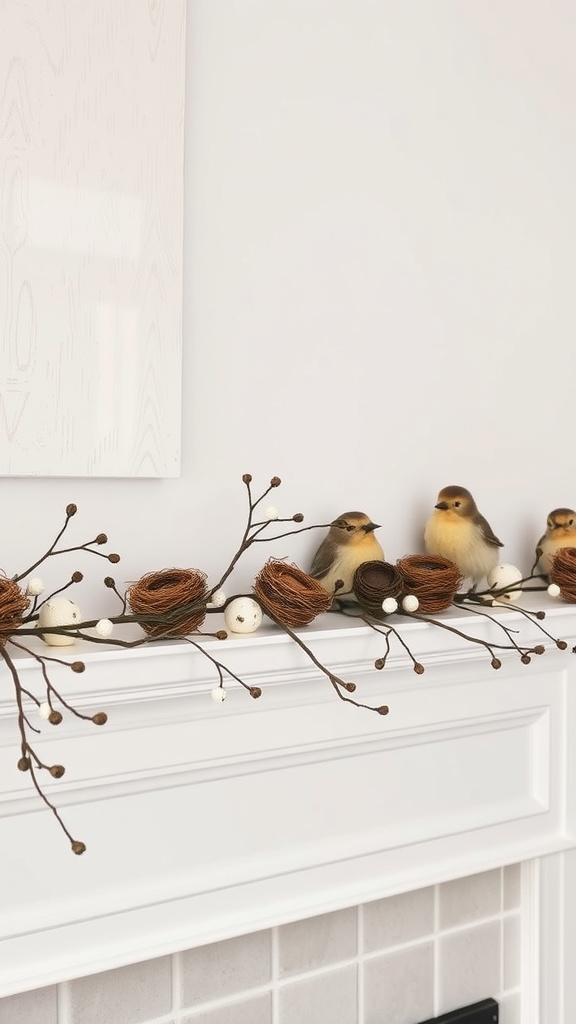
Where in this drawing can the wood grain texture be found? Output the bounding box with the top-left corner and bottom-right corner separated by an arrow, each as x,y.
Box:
0,0 -> 185,476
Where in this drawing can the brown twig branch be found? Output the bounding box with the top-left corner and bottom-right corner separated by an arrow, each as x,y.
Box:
260,606 -> 389,714
0,643 -> 87,854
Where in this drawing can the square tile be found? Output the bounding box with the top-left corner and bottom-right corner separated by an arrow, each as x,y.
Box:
437,920 -> 500,1013
67,957 -> 172,1024
503,914 -> 521,989
278,908 -> 357,977
0,985 -> 58,1024
279,965 -> 357,1024
181,931 -> 271,1006
363,887 -> 434,953
503,864 -> 521,911
363,942 -> 434,1024
439,870 -> 501,928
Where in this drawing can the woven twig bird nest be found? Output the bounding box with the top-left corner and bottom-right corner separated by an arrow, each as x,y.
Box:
127,568 -> 208,637
253,559 -> 332,627
0,577 -> 29,643
549,547 -> 576,602
353,561 -> 404,615
396,554 -> 463,613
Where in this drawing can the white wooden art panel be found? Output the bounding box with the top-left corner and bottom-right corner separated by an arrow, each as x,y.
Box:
0,0 -> 185,476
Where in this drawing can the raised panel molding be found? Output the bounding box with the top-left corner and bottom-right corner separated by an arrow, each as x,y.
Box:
1,0 -> 185,476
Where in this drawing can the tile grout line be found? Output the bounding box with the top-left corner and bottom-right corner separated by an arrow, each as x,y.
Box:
57,979 -> 71,1024
357,903 -> 364,1024
172,951 -> 182,1022
271,926 -> 280,1024
433,881 -> 440,1018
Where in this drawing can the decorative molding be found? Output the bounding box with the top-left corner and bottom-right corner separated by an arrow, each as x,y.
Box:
0,0 -> 185,477
1,603 -> 576,997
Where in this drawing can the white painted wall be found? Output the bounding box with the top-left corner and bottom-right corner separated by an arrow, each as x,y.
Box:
3,1 -> 576,615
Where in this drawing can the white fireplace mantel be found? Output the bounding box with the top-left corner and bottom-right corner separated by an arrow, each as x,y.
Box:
1,600 -> 576,1019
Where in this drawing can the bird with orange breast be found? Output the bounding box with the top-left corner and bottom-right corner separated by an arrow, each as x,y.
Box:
309,511 -> 384,599
424,485 -> 503,591
532,507 -> 576,578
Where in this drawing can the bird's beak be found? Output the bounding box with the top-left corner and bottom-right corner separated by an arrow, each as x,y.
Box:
364,522 -> 380,532
435,501 -> 449,510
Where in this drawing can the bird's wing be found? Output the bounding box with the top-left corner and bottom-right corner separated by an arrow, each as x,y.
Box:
478,514 -> 504,548
309,541 -> 334,580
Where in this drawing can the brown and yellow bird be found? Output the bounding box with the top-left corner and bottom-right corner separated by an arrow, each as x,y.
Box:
424,485 -> 503,590
309,512 -> 384,598
532,507 -> 576,578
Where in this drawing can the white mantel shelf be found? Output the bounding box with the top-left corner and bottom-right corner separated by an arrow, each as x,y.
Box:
2,599 -> 576,1006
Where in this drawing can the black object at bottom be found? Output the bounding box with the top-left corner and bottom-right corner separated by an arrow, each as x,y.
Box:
418,997 -> 498,1024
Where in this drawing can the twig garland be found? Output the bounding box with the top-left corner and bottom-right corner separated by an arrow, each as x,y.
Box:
1,474 -> 574,858
0,477 -> 331,852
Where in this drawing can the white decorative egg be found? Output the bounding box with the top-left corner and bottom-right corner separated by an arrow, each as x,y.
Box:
487,564 -> 523,603
224,597 -> 263,634
37,598 -> 82,646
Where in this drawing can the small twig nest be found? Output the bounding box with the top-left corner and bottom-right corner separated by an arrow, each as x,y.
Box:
0,577 -> 30,643
353,561 -> 404,615
549,547 -> 576,602
253,559 -> 332,627
396,554 -> 463,613
127,568 -> 208,637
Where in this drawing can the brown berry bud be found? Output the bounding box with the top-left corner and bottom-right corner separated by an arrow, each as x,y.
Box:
108,552 -> 120,563
49,764 -> 65,778
491,658 -> 502,669
334,579 -> 344,592
242,473 -> 252,484
521,654 -> 531,664
413,663 -> 425,675
557,640 -> 568,650
71,661 -> 85,673
534,645 -> 545,655
374,658 -> 385,670
66,503 -> 78,516
292,513 -> 304,523
215,629 -> 228,640
71,841 -> 86,855
343,681 -> 356,692
270,476 -> 281,487
536,611 -> 546,620
91,712 -> 108,726
17,756 -> 30,772
104,576 -> 116,588
377,705 -> 389,715
95,533 -> 108,544
71,570 -> 84,583
49,710 -> 63,725
249,687 -> 262,699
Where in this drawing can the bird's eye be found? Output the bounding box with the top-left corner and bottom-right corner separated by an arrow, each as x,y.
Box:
346,525 -> 354,532
454,501 -> 461,508
570,519 -> 574,527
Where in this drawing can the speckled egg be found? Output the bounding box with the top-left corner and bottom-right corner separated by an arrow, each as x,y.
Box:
487,564 -> 523,603
223,597 -> 263,634
37,598 -> 82,646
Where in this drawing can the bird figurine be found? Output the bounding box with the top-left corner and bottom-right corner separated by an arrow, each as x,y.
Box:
532,507 -> 576,578
424,485 -> 503,591
309,511 -> 384,598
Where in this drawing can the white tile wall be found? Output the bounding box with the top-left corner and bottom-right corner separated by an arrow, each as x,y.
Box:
0,868 -> 522,1024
